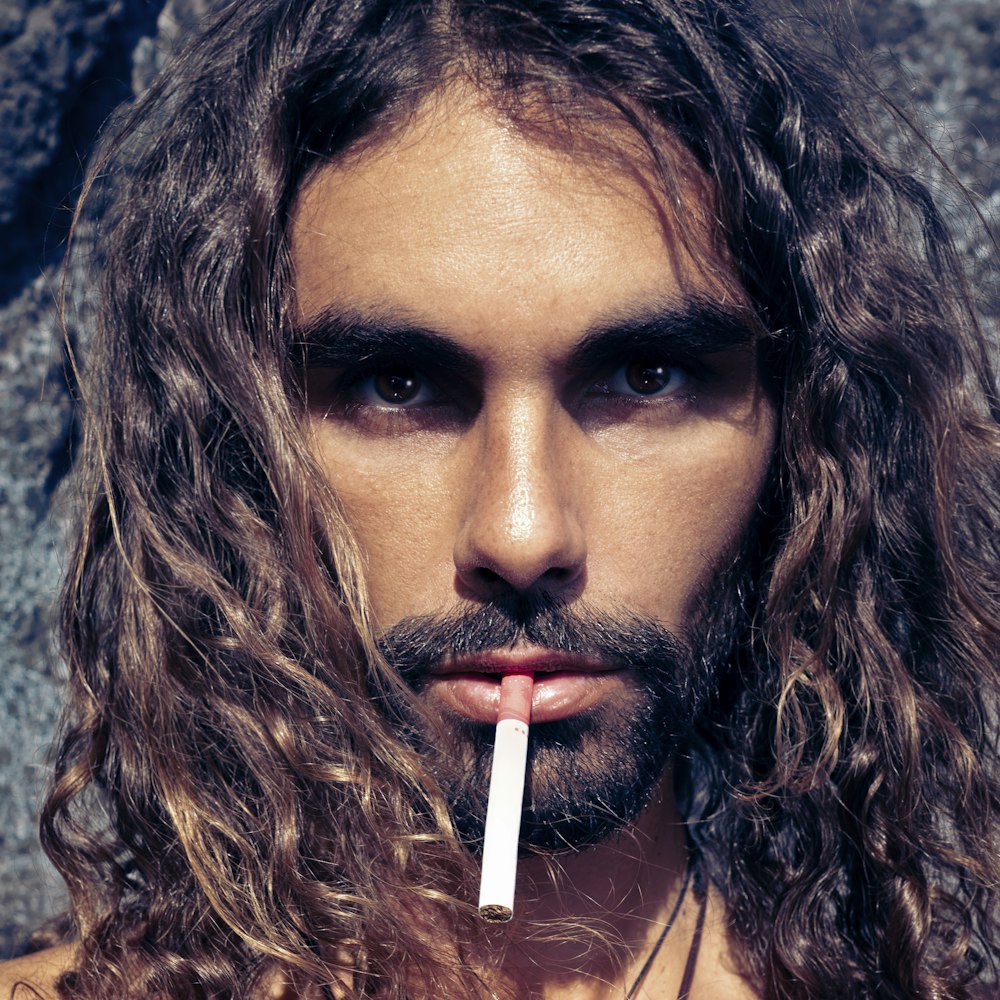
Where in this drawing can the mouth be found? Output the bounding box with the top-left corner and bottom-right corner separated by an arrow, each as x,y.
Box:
427,647 -> 628,724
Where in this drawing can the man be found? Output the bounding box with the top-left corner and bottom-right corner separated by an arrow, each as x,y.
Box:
2,0 -> 999,996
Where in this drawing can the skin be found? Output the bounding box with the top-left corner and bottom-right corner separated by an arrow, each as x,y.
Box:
290,87 -> 773,998
293,98 -> 773,640
0,946 -> 72,999
0,87 -> 773,1000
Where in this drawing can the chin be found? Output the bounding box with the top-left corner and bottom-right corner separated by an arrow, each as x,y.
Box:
441,691 -> 695,855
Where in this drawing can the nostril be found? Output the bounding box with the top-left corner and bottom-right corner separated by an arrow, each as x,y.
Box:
467,561 -> 582,596
543,566 -> 575,583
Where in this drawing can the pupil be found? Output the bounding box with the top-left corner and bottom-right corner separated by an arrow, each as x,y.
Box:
625,361 -> 670,395
375,370 -> 419,403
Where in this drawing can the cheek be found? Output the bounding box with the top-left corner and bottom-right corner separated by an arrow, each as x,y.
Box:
584,424 -> 774,624
309,426 -> 464,624
307,404 -> 776,630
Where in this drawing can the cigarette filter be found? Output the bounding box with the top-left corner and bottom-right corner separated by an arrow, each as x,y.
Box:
478,671 -> 533,922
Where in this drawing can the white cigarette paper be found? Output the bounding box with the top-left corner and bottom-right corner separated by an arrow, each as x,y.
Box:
478,671 -> 533,922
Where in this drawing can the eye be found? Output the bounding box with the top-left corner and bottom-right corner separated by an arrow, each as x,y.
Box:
355,367 -> 435,407
602,359 -> 690,397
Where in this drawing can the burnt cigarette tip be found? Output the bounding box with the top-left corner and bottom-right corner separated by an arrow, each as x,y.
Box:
479,903 -> 513,923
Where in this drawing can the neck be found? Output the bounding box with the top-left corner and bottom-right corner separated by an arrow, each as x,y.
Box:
480,771 -> 697,999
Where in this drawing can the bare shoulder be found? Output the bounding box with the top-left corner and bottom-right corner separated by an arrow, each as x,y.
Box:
0,945 -> 76,999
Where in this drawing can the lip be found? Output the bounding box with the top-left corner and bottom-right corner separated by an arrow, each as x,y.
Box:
427,647 -> 625,724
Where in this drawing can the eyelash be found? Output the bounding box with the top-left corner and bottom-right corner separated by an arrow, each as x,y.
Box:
590,360 -> 695,401
316,356 -> 704,432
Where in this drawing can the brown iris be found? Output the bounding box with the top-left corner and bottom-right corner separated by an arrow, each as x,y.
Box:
624,361 -> 674,395
373,369 -> 421,404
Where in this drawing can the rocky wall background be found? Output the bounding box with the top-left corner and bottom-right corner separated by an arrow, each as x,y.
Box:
0,0 -> 215,958
1,0 -> 997,959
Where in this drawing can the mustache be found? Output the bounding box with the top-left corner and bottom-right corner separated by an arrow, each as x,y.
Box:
376,594 -> 692,685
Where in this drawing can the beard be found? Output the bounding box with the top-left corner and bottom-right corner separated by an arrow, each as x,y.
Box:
375,556 -> 751,855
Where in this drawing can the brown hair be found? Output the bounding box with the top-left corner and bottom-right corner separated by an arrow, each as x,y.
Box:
39,0 -> 1000,997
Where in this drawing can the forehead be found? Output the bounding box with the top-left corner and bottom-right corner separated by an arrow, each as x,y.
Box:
290,88 -> 742,348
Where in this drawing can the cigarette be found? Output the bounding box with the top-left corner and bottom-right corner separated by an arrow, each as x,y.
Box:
478,671 -> 534,922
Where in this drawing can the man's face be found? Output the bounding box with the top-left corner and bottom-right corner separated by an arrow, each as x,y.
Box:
290,89 -> 776,849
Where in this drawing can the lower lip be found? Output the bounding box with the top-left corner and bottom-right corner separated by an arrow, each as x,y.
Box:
426,671 -> 626,724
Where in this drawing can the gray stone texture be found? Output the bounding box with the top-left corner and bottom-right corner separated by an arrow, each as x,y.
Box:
0,0 -> 997,960
0,0 -> 213,958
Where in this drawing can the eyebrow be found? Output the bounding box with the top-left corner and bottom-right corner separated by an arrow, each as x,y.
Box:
289,308 -> 481,376
288,298 -> 756,371
570,299 -> 757,371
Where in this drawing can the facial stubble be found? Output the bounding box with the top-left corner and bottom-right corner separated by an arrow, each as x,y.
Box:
376,554 -> 750,855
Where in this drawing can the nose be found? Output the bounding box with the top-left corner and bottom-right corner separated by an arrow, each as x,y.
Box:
453,397 -> 587,599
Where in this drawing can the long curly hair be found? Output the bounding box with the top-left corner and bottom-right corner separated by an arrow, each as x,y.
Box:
36,0 -> 1000,997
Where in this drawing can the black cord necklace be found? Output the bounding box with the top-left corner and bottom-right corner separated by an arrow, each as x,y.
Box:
403,855 -> 706,1000
624,853 -> 703,1000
